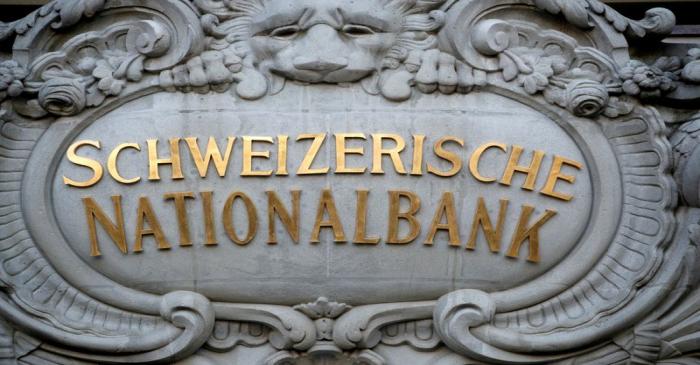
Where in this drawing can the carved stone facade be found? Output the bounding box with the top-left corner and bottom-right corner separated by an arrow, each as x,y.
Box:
0,1 -> 699,364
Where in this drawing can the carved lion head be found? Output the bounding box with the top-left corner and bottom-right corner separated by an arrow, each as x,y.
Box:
195,0 -> 447,84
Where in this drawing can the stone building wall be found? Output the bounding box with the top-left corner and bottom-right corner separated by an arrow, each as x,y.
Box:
0,1 -> 699,364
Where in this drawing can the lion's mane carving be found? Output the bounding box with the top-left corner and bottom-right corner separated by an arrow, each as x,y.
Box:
192,0 -> 447,97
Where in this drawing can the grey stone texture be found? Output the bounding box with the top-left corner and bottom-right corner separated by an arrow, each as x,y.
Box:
0,0 -> 699,364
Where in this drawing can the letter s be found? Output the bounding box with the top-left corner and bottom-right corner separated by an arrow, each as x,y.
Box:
63,140 -> 104,188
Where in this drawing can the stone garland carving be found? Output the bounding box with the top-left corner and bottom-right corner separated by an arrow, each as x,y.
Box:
618,50 -> 700,100
1,0 -> 204,120
476,22 -> 635,118
531,0 -> 675,38
0,0 -> 695,121
0,0 -> 105,41
0,0 -> 699,364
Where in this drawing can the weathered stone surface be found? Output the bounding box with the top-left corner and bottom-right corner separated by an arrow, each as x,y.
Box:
0,1 -> 698,364
42,88 -> 593,304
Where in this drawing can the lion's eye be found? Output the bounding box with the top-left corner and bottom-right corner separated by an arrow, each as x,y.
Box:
342,24 -> 377,36
268,25 -> 300,40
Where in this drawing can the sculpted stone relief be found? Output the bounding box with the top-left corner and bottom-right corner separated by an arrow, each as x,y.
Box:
0,0 -> 699,364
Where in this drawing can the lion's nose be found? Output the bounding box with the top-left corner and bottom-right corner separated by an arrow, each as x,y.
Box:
293,56 -> 348,72
292,24 -> 349,72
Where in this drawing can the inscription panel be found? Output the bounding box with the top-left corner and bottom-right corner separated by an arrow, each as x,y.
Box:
46,86 -> 594,304
1,0 -> 694,363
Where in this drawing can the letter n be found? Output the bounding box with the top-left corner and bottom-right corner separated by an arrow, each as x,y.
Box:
83,196 -> 128,256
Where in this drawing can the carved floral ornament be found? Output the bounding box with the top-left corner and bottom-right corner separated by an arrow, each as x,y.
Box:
0,0 -> 699,364
0,0 -> 696,120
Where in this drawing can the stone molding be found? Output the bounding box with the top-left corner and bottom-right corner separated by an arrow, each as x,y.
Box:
0,1 -> 699,364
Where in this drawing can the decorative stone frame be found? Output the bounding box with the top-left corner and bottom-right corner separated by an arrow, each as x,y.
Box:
0,1 -> 699,364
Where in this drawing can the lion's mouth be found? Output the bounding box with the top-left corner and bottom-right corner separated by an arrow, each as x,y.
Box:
272,67 -> 374,84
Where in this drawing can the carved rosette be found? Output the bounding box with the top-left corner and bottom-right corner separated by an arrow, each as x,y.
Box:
0,0 -> 698,364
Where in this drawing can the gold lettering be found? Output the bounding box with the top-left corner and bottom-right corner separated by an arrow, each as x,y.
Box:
297,133 -> 329,175
83,196 -> 127,257
505,205 -> 557,263
424,192 -> 460,246
164,192 -> 196,246
107,143 -> 141,184
64,140 -> 103,188
201,191 -> 217,245
184,137 -> 235,177
266,190 -> 300,244
133,197 -> 171,252
500,145 -> 545,190
371,134 -> 407,174
242,136 -> 274,176
540,156 -> 583,201
411,134 -> 426,176
387,191 -> 421,244
469,142 -> 507,183
222,192 -> 258,245
427,137 -> 464,177
335,133 -> 366,174
310,189 -> 346,243
277,135 -> 289,176
147,138 -> 183,181
467,198 -> 509,252
354,190 -> 380,245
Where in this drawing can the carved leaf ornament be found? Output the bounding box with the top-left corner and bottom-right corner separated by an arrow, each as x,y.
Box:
0,0 -> 698,364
